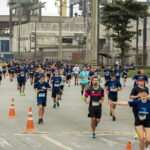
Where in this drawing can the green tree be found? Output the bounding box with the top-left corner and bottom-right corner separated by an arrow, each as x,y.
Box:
101,0 -> 150,66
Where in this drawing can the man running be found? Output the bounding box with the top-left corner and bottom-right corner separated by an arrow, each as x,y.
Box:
34,75 -> 51,124
73,64 -> 80,86
108,88 -> 150,150
114,65 -> 122,82
51,70 -> 62,108
122,66 -> 128,87
17,65 -> 27,96
130,76 -> 149,139
84,76 -> 104,138
2,64 -> 7,79
79,66 -> 89,100
104,72 -> 122,121
104,66 -> 112,82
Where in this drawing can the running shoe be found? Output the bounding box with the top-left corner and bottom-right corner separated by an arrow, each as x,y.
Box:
53,104 -> 56,108
57,102 -> 60,107
112,116 -> 116,121
134,132 -> 138,139
81,95 -> 84,100
95,122 -> 99,128
38,119 -> 42,124
91,133 -> 96,139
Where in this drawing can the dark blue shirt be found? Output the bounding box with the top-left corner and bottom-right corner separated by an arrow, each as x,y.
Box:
122,69 -> 128,76
104,69 -> 112,80
51,76 -> 62,91
129,99 -> 150,121
133,75 -> 148,87
67,69 -> 72,76
115,70 -> 122,79
105,79 -> 122,95
34,72 -> 45,83
18,69 -> 27,80
34,81 -> 51,100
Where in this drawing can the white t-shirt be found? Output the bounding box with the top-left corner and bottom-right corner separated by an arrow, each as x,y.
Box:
73,67 -> 80,74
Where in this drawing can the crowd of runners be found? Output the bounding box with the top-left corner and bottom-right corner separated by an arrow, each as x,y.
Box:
0,59 -> 150,150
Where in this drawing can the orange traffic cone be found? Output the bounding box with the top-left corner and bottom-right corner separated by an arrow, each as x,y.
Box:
26,107 -> 35,131
126,141 -> 131,150
8,98 -> 16,118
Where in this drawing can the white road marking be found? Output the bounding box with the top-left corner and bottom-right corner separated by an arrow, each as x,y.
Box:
41,135 -> 73,150
0,137 -> 13,148
100,138 -> 119,146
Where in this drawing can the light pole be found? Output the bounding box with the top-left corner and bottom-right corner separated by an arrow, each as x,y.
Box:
58,0 -> 63,61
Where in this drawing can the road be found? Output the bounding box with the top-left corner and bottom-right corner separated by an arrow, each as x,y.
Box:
0,76 -> 140,150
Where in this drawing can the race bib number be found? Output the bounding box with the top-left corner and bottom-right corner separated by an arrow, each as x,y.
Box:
139,114 -> 146,121
110,86 -> 117,92
106,73 -> 109,76
92,101 -> 99,106
54,84 -> 59,87
116,73 -> 119,76
39,93 -> 45,97
21,73 -> 25,77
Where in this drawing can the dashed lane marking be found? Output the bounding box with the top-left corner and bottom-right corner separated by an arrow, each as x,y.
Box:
61,131 -> 132,135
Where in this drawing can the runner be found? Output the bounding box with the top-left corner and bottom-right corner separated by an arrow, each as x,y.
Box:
60,70 -> 66,100
130,76 -> 149,139
79,66 -> 89,100
122,66 -> 128,87
114,65 -> 122,82
73,64 -> 80,86
29,64 -> 35,85
46,66 -> 52,84
133,69 -> 148,87
84,76 -> 104,138
104,66 -> 112,82
17,65 -> 27,96
108,88 -> 150,150
9,63 -> 15,82
2,64 -> 7,79
66,65 -> 73,87
51,70 -> 62,108
34,75 -> 51,124
0,69 -> 2,86
104,72 -> 122,121
90,71 -> 102,87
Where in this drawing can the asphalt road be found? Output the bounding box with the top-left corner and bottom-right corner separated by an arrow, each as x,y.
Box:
0,76 -> 141,150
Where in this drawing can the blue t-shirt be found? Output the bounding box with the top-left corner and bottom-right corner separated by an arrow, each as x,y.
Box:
105,79 -> 122,95
34,72 -> 45,83
18,69 -> 27,80
96,69 -> 101,74
29,68 -> 35,76
79,71 -> 89,84
133,75 -> 148,87
51,76 -> 62,91
67,69 -> 72,76
2,66 -> 6,72
115,70 -> 122,79
104,69 -> 112,80
89,71 -> 94,77
122,69 -> 128,76
129,99 -> 150,121
34,81 -> 51,101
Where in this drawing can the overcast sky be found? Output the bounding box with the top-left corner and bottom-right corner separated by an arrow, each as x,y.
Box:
0,0 -> 70,16
0,0 -> 148,16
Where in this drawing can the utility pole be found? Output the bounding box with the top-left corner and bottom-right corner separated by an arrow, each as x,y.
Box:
34,21 -> 37,60
91,0 -> 99,65
18,6 -> 22,60
58,0 -> 63,61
